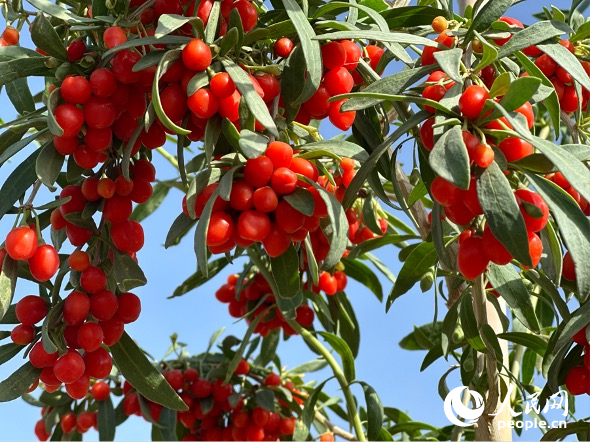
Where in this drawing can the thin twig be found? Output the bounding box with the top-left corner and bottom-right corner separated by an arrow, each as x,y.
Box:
314,411 -> 357,441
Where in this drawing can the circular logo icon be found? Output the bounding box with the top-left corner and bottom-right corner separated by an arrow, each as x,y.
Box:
443,386 -> 485,427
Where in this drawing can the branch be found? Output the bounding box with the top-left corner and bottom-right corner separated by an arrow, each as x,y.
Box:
314,411 -> 357,441
288,321 -> 367,442
560,110 -> 580,144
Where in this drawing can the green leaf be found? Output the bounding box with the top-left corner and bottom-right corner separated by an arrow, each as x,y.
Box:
6,77 -> 36,114
429,125 -> 470,190
204,0 -> 220,43
496,332 -> 547,357
0,362 -> 41,402
0,343 -> 22,366
497,21 -> 572,58
433,48 -> 463,84
477,162 -> 531,267
157,407 -> 177,441
293,378 -> 330,441
165,213 -> 196,248
0,49 -> 50,87
46,87 -> 63,137
0,255 -> 18,324
487,264 -> 540,334
92,0 -> 108,22
169,258 -> 229,298
298,140 -> 369,162
472,30 -> 498,72
283,187 -> 314,217
194,168 -> 237,276
221,59 -> 279,137
386,242 -> 438,312
270,245 -> 301,299
480,323 -> 503,368
399,322 -> 442,351
280,44 -> 305,122
541,422 -> 590,441
525,173 -> 590,298
36,141 -> 64,188
131,183 -> 170,222
343,111 -> 429,209
514,52 -> 561,136
110,332 -> 188,411
153,50 -> 191,135
464,0 -> 512,43
488,72 -> 511,99
311,184 -> 348,270
525,136 -> 590,205
155,14 -> 197,38
27,0 -> 96,23
389,421 -> 438,436
360,381 -> 384,440
538,42 -> 590,91
238,129 -> 268,159
219,27 -> 239,57
254,329 -> 280,367
313,30 -> 437,47
31,12 -> 67,59
254,389 -> 275,412
0,148 -> 41,218
97,396 -> 116,441
381,6 -> 446,28
460,292 -> 486,352
281,0 -> 321,104
112,250 -> 147,292
498,77 -> 542,111
318,332 -> 356,382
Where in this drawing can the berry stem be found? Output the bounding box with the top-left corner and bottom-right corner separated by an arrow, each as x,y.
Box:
287,320 -> 366,442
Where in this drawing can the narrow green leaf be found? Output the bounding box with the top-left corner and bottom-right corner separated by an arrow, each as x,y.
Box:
31,12 -> 67,59
525,173 -> 590,298
488,263 -> 540,333
360,381 -> 384,440
433,48 -> 463,84
27,0 -> 96,23
0,343 -> 22,365
314,30 -> 437,47
97,396 -> 116,441
283,187 -> 314,217
293,378 -> 330,441
112,250 -> 147,292
464,0 -> 512,42
281,0 -> 321,104
318,332 -> 356,382
538,42 -> 590,91
270,245 -> 301,299
221,59 -> 279,137
158,407 -> 177,441
429,125 -> 470,190
6,77 -> 36,114
460,292 -> 487,352
386,242 -> 438,311
110,332 -> 188,411
0,362 -> 41,402
165,213 -> 196,248
0,254 -> 18,323
238,129 -> 268,158
497,21 -> 572,58
36,142 -> 64,188
169,258 -> 229,298
224,312 -> 266,384
477,162 -> 531,267
497,332 -> 547,356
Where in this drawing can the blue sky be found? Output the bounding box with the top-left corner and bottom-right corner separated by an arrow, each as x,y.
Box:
0,0 -> 588,440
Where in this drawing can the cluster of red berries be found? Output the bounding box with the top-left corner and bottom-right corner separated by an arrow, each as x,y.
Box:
565,325 -> 590,396
185,141 -> 358,258
33,381 -> 110,440
1,225 -> 59,282
50,159 -> 155,253
419,61 -> 548,281
13,280 -> 139,399
123,365 -> 298,441
216,273 -> 316,336
294,40 -> 383,130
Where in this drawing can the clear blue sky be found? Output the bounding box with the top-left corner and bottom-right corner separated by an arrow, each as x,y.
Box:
0,0 -> 587,440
